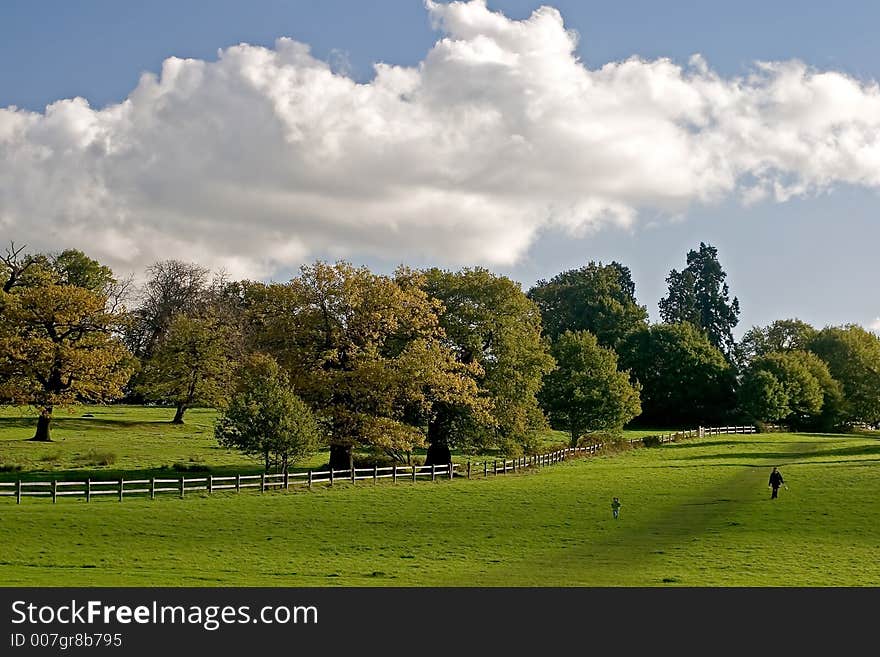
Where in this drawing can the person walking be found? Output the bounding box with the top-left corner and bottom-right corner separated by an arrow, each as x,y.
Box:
611,496 -> 622,519
768,466 -> 785,499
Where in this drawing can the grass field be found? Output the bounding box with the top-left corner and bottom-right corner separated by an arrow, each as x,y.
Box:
0,404 -> 668,481
2,422 -> 879,587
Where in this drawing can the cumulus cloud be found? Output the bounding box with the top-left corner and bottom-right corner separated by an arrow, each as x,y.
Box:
2,0 -> 880,279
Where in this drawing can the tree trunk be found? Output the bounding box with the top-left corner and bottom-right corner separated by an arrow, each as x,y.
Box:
30,406 -> 53,441
424,443 -> 451,467
171,402 -> 187,424
328,444 -> 352,471
425,411 -> 452,467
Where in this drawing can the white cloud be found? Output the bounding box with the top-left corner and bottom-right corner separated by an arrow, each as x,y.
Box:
2,0 -> 880,279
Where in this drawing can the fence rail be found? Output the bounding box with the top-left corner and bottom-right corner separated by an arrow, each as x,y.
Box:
1,425 -> 754,504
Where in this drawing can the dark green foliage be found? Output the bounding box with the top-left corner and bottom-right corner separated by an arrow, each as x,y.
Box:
659,242 -> 740,358
540,330 -> 641,447
809,325 -> 880,426
422,267 -> 555,457
739,350 -> 843,430
618,322 -> 736,426
527,261 -> 648,347
214,354 -> 321,473
738,369 -> 790,423
737,318 -> 818,367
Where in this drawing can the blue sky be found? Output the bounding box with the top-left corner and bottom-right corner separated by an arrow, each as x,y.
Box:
2,0 -> 879,336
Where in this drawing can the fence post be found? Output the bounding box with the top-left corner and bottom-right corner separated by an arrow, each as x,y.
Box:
503,459 -> 508,474
308,469 -> 313,489
86,478 -> 91,503
208,474 -> 214,495
392,465 -> 397,484
150,477 -> 155,500
467,461 -> 471,479
412,465 -> 417,482
260,473 -> 266,493
16,480 -> 21,505
179,477 -> 184,499
351,466 -> 356,485
493,460 -> 498,476
431,463 -> 436,481
118,478 -> 124,502
483,462 -> 487,477
236,474 -> 241,493
52,479 -> 57,504
373,465 -> 378,485
329,468 -> 334,486
284,470 -> 289,491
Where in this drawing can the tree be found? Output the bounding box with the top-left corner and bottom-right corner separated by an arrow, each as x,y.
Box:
244,261 -> 484,469
745,352 -> 823,427
618,323 -> 736,426
136,313 -> 238,424
737,318 -> 818,367
527,261 -> 648,347
809,325 -> 880,426
124,260 -> 211,360
421,267 -> 555,462
797,349 -> 845,431
539,330 -> 641,447
659,242 -> 740,358
214,354 -> 320,473
0,249 -> 134,441
738,369 -> 790,423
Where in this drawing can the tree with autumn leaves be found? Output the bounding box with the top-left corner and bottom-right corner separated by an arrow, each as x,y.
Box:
241,262 -> 489,469
0,244 -> 134,441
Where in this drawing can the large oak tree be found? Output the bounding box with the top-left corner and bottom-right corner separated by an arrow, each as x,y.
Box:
0,247 -> 134,441
243,261 -> 484,469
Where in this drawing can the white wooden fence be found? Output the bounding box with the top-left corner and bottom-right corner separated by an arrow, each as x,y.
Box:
0,425 -> 755,504
460,425 -> 756,478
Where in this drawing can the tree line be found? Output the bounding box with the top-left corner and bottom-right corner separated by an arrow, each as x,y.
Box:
2,240 -> 879,473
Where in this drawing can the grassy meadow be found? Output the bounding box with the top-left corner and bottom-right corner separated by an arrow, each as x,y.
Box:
0,404 -> 665,481
2,414 -> 879,587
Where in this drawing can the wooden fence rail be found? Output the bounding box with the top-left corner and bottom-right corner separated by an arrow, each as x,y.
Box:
0,462 -> 457,504
0,425 -> 754,504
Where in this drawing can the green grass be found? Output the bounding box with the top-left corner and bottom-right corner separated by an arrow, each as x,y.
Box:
0,404 -> 677,482
2,429 -> 879,586
0,405 -> 326,481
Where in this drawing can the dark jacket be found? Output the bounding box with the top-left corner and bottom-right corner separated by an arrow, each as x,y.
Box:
769,470 -> 784,488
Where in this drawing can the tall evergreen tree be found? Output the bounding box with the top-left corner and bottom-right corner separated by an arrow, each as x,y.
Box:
659,242 -> 740,358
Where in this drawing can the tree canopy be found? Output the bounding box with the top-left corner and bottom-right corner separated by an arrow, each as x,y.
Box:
539,330 -> 641,447
421,267 -> 554,460
214,354 -> 320,473
243,261 -> 484,468
527,261 -> 648,347
808,325 -> 880,426
659,242 -> 740,359
618,322 -> 736,426
0,246 -> 134,440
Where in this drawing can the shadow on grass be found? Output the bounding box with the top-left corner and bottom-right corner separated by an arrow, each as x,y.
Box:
0,417 -> 187,434
679,443 -> 880,462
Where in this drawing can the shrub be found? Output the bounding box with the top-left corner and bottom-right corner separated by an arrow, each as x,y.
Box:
642,435 -> 662,447
0,462 -> 23,473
